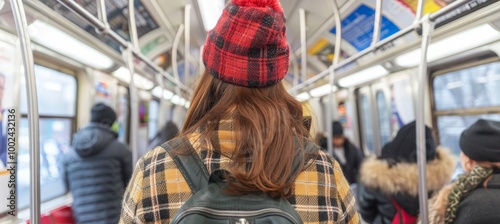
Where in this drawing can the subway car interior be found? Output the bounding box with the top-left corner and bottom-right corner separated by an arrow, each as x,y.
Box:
0,0 -> 499,223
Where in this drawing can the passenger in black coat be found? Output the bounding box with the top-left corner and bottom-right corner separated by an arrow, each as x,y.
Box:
426,119 -> 500,224
358,122 -> 455,224
61,103 -> 132,224
330,121 -> 364,185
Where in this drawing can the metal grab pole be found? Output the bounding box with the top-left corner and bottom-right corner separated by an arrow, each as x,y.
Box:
184,5 -> 191,83
299,9 -> 307,83
289,44 -> 300,86
122,47 -> 139,165
372,0 -> 383,47
10,0 -> 40,223
326,0 -> 342,156
128,0 -> 139,49
416,15 -> 434,224
172,24 -> 185,96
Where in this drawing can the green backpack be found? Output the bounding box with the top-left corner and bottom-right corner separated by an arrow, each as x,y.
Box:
162,138 -> 313,224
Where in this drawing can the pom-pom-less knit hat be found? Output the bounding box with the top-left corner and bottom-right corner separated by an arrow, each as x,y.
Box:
379,121 -> 437,163
460,119 -> 500,162
202,0 -> 289,88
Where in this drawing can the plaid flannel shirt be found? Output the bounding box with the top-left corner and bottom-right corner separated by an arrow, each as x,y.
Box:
120,125 -> 360,224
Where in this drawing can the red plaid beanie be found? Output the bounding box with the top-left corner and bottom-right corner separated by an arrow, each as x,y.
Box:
202,0 -> 289,88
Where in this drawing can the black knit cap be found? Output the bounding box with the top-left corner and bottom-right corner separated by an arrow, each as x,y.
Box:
379,121 -> 436,163
332,121 -> 344,137
90,103 -> 116,126
460,119 -> 500,162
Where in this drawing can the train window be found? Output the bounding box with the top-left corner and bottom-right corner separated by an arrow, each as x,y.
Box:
433,61 -> 500,111
436,114 -> 500,157
360,94 -> 375,153
376,91 -> 391,146
20,65 -> 77,117
433,60 -> 500,179
17,65 -> 76,209
17,118 -> 73,209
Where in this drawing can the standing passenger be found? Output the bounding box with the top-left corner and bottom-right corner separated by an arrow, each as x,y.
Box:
331,121 -> 364,185
120,0 -> 360,223
141,120 -> 179,157
61,103 -> 132,224
358,121 -> 455,224
426,119 -> 500,224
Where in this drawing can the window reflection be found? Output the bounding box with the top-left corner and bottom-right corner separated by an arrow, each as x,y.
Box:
17,118 -> 71,209
20,65 -> 76,117
433,61 -> 500,110
376,91 -> 391,146
361,95 -> 374,153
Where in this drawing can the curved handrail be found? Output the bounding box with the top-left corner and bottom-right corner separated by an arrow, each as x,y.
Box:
11,0 -> 40,222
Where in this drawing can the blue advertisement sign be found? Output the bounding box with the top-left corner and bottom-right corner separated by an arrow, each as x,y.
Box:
330,4 -> 400,51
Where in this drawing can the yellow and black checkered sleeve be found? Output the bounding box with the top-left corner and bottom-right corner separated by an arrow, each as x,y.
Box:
331,158 -> 361,224
120,156 -> 145,224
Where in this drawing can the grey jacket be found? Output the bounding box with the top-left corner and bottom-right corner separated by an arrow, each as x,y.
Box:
61,123 -> 132,224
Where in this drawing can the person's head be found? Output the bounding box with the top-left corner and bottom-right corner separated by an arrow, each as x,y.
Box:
379,121 -> 437,164
332,121 -> 345,147
158,121 -> 179,143
459,119 -> 500,172
315,133 -> 327,152
90,103 -> 117,127
181,0 -> 309,198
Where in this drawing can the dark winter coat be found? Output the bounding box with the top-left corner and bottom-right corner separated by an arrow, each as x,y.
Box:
61,123 -> 132,224
331,139 -> 364,184
426,169 -> 500,224
358,147 -> 455,224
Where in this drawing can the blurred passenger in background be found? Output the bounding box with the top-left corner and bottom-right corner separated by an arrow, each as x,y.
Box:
331,121 -> 364,185
314,132 -> 328,152
426,119 -> 500,224
143,120 -> 179,156
61,103 -> 132,224
358,121 -> 455,224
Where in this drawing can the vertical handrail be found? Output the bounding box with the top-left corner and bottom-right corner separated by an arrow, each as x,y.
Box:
184,5 -> 191,83
299,9 -> 307,83
416,15 -> 434,224
372,0 -> 383,47
122,47 -> 139,165
127,0 -> 140,165
415,0 -> 426,22
11,0 -> 40,223
96,0 -> 110,31
156,72 -> 167,124
172,24 -> 185,96
128,0 -> 139,49
289,44 -> 300,86
326,0 -> 342,156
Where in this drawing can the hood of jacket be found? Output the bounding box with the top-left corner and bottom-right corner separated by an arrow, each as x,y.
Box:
72,123 -> 118,157
360,146 -> 456,196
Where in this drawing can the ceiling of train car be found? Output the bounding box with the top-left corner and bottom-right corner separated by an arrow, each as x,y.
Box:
143,0 -> 351,87
0,0 -> 495,93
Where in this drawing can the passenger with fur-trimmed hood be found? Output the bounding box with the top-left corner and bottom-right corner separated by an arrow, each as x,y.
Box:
358,121 -> 455,224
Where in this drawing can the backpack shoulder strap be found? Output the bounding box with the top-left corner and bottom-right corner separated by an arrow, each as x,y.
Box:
161,138 -> 210,193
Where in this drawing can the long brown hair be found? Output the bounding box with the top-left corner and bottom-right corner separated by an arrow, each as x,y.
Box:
179,70 -> 311,198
